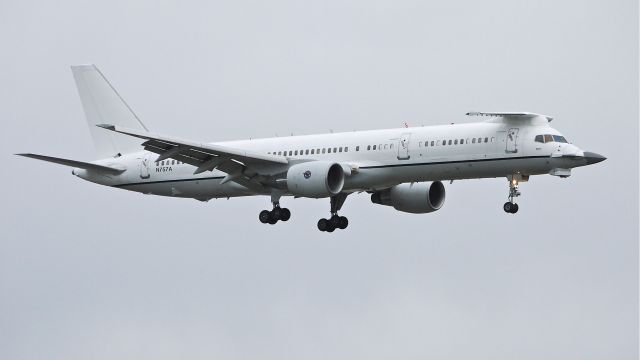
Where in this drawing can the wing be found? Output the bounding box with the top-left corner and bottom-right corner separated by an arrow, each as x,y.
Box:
97,124 -> 289,192
466,111 -> 553,122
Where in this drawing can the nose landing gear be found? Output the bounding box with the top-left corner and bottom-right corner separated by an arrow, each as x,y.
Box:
504,177 -> 521,214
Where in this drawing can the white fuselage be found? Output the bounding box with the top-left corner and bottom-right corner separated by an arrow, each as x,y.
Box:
76,119 -> 587,201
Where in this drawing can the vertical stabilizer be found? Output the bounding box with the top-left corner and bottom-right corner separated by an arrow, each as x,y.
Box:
71,64 -> 149,158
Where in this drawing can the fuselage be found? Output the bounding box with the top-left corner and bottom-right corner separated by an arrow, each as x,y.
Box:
75,118 -> 593,201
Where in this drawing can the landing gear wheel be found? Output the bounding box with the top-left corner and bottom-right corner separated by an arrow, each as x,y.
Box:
503,202 -> 513,213
271,207 -> 283,220
326,222 -> 336,232
259,210 -> 271,223
268,211 -> 279,224
330,215 -> 341,228
338,216 -> 348,229
280,208 -> 291,221
317,218 -> 329,232
511,203 -> 519,214
503,202 -> 519,214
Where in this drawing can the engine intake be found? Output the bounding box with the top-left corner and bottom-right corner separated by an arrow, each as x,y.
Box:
286,161 -> 345,198
371,181 -> 445,213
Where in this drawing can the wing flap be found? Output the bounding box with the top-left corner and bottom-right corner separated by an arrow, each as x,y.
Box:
97,124 -> 288,166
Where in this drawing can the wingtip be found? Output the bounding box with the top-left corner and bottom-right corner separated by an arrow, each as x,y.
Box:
70,64 -> 97,70
96,124 -> 116,130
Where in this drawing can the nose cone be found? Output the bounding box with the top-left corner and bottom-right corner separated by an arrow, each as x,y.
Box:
583,151 -> 607,165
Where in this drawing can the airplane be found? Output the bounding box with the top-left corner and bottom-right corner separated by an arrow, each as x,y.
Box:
17,65 -> 606,232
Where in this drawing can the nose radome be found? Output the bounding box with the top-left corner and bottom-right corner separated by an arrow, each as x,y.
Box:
583,152 -> 607,165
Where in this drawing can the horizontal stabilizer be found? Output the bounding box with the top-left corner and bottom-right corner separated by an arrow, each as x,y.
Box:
16,153 -> 125,173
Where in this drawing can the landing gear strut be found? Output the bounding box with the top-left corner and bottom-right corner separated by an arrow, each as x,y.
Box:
259,200 -> 291,225
503,177 -> 520,214
318,194 -> 349,232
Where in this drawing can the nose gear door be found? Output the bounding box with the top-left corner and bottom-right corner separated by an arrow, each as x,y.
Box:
397,133 -> 411,160
139,154 -> 151,179
506,128 -> 519,153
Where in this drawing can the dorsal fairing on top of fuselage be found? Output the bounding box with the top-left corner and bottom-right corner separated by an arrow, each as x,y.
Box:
466,111 -> 553,125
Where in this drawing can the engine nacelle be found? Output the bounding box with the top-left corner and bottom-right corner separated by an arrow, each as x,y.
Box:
371,181 -> 445,214
286,161 -> 345,198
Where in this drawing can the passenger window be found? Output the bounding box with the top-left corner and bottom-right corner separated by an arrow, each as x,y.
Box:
294,150 -> 298,155
345,147 -> 349,152
339,147 -> 343,153
390,143 -> 394,149
454,139 -> 458,145
448,140 -> 452,145
304,149 -> 308,155
384,144 -> 388,150
356,146 -> 359,151
430,141 -> 434,146
333,147 -> 337,153
472,138 -> 476,144
328,148 -> 332,153
484,137 -> 488,143
373,145 -> 377,150
322,148 -> 326,154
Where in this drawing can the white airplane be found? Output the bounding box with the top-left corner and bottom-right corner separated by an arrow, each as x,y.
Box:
18,65 -> 606,232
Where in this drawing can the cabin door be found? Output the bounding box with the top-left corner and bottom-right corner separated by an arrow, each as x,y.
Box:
397,133 -> 411,160
505,128 -> 519,153
139,154 -> 151,179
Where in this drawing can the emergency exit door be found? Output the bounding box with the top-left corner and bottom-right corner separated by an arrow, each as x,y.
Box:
397,133 -> 411,160
506,128 -> 519,153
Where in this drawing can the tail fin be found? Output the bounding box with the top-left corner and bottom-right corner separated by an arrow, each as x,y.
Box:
71,64 -> 149,158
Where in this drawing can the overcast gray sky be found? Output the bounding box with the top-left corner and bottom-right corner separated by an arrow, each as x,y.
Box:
1,1 -> 637,359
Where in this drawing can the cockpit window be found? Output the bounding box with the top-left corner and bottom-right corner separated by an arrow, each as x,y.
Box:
552,135 -> 568,143
536,134 -> 569,144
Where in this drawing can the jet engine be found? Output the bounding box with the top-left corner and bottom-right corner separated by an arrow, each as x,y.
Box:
371,181 -> 445,214
286,161 -> 345,198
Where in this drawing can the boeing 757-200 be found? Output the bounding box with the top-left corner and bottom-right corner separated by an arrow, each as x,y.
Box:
17,65 -> 606,232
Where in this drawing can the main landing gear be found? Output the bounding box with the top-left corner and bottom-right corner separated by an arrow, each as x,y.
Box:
503,177 -> 521,214
318,194 -> 349,232
259,203 -> 291,225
